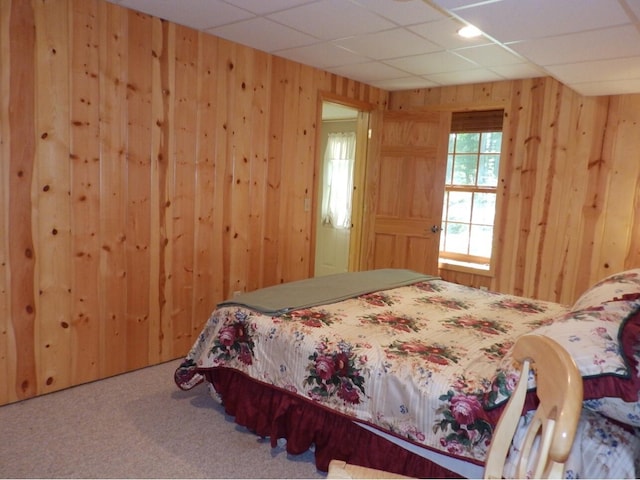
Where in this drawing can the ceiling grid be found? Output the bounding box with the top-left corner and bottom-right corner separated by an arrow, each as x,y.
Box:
108,0 -> 640,96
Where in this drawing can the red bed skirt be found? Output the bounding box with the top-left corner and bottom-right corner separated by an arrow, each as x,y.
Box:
201,367 -> 467,478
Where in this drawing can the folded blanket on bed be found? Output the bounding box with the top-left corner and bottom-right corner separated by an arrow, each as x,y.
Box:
218,268 -> 437,315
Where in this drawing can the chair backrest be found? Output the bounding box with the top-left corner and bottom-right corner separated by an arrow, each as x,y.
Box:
484,334 -> 583,479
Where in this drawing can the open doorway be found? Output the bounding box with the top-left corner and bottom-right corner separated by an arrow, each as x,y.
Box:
314,101 -> 369,277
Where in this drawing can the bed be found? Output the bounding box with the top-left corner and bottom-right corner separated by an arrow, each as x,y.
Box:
174,268 -> 640,478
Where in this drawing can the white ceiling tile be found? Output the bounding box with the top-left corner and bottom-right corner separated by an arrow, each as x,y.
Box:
206,17 -> 317,52
511,25 -> 640,67
267,0 -> 396,40
350,0 -> 449,26
221,0 -> 317,15
448,0 -> 632,43
545,56 -> 640,84
455,44 -> 525,67
369,76 -> 441,91
119,0 -> 254,30
326,61 -> 411,82
409,17 -> 492,49
489,63 -> 546,80
569,78 -> 640,97
275,43 -> 370,69
385,51 -> 476,75
433,0 -> 500,9
426,68 -> 503,85
334,28 -> 441,60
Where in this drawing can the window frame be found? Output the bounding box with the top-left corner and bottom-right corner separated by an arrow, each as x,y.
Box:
438,110 -> 505,277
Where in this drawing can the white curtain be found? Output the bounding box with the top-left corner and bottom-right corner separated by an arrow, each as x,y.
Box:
321,132 -> 356,229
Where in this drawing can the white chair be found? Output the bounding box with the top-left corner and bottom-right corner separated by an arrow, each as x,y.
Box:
484,334 -> 583,479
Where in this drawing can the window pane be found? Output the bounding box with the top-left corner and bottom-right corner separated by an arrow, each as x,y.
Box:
452,155 -> 477,185
442,191 -> 449,221
469,224 -> 493,257
455,133 -> 480,153
447,191 -> 472,222
444,222 -> 469,254
446,154 -> 454,185
472,193 -> 496,225
477,154 -> 499,187
481,132 -> 502,153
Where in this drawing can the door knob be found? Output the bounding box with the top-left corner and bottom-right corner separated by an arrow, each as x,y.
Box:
430,225 -> 442,233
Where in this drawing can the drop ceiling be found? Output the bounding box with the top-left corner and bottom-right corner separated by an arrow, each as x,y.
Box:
107,0 -> 640,97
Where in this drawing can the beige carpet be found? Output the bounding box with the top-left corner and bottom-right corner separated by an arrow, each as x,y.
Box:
0,360 -> 323,479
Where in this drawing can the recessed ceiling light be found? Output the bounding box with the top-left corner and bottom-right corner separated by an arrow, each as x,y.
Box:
458,25 -> 482,38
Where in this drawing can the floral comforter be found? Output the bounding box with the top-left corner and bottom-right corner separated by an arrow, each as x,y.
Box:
176,275 -> 640,478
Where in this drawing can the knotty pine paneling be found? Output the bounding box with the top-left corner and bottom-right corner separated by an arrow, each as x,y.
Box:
3,0 -> 638,407
0,0 -> 10,406
0,0 -> 387,405
97,0 -> 128,379
389,78 -> 640,304
70,0 -> 101,386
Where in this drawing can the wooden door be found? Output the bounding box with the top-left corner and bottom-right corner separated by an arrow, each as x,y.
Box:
364,110 -> 451,275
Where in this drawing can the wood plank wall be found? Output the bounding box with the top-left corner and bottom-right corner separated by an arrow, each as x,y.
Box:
2,0 -> 639,407
388,79 -> 640,303
0,0 -> 388,405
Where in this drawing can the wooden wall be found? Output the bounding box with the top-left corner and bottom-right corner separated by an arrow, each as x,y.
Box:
2,0 -> 639,407
388,79 -> 640,303
0,0 -> 387,405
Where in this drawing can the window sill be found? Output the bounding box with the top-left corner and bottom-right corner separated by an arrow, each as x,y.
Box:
438,259 -> 494,278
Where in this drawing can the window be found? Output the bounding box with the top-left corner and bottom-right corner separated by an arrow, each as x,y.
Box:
439,110 -> 504,272
321,131 -> 356,229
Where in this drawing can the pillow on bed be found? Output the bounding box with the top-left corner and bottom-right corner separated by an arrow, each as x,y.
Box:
571,268 -> 640,311
618,303 -> 640,399
568,268 -> 640,403
488,297 -> 640,411
529,298 -> 640,399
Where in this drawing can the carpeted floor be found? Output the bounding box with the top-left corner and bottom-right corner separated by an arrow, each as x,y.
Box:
0,360 -> 324,478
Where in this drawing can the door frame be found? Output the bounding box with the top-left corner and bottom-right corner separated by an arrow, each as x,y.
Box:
311,92 -> 374,276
